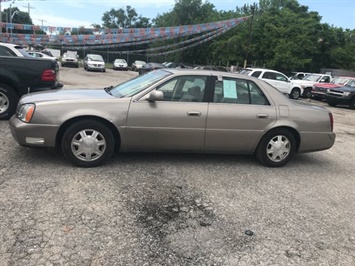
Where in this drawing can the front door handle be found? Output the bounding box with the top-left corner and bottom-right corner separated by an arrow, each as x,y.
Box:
256,113 -> 269,119
187,111 -> 201,117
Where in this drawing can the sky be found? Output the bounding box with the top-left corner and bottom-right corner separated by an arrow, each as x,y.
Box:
1,0 -> 354,30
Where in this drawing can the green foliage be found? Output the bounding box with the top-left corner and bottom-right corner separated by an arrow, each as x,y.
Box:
101,6 -> 151,28
1,7 -> 35,34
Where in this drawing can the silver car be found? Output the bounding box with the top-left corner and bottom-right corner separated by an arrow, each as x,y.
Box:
9,69 -> 336,167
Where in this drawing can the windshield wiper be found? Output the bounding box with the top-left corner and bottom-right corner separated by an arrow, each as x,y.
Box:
104,86 -> 113,95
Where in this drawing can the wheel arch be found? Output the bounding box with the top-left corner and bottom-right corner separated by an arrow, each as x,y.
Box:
55,115 -> 121,151
0,79 -> 21,99
256,126 -> 301,153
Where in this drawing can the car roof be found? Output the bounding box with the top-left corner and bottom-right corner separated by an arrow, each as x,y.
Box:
246,68 -> 282,73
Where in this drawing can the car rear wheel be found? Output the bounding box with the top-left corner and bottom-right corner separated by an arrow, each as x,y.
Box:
0,83 -> 19,120
61,120 -> 115,167
256,129 -> 296,167
289,88 -> 300,99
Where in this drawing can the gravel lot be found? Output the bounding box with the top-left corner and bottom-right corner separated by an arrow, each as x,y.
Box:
0,67 -> 354,265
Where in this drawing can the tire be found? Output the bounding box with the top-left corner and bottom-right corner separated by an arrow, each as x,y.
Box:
327,99 -> 337,107
255,129 -> 296,167
350,97 -> 355,109
289,88 -> 300,99
61,119 -> 115,167
0,83 -> 19,120
304,88 -> 312,98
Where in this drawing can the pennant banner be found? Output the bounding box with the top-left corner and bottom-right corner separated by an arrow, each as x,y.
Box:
0,17 -> 249,47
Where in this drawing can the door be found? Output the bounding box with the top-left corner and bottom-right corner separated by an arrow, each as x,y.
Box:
205,77 -> 277,153
125,75 -> 209,152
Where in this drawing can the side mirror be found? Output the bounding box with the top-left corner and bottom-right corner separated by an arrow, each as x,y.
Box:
147,91 -> 164,102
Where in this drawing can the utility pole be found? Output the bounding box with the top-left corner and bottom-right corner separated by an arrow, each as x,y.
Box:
243,3 -> 256,69
23,2 -> 35,15
37,18 -> 46,27
1,0 -> 13,27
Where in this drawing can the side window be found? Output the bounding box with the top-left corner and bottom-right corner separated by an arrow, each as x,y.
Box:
213,78 -> 269,105
262,72 -> 276,80
275,73 -> 288,82
0,46 -> 17,56
156,76 -> 207,102
251,71 -> 262,78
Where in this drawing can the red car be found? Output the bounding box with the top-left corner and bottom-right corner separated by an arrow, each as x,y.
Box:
312,76 -> 355,100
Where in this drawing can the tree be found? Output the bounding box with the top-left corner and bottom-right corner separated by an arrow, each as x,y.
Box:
101,6 -> 151,28
1,7 -> 34,34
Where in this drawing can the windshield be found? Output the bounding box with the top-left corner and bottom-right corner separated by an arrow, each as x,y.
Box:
88,55 -> 104,61
346,80 -> 355,88
17,47 -> 32,57
110,69 -> 171,98
115,59 -> 126,63
303,74 -> 321,82
331,77 -> 353,85
135,61 -> 145,65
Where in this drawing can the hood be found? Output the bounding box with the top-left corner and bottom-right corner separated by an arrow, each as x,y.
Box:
291,80 -> 316,85
329,85 -> 355,92
313,83 -> 341,89
21,88 -> 114,104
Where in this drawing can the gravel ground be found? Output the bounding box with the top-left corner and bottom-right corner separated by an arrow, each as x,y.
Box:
0,67 -> 354,265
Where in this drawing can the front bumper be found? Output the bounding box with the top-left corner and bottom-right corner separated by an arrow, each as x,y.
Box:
9,116 -> 59,148
87,64 -> 105,71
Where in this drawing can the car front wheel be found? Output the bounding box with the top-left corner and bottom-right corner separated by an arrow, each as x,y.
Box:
61,120 -> 115,167
256,129 -> 296,167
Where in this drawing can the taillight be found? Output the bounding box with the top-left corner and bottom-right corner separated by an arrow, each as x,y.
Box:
41,69 -> 56,82
329,112 -> 334,132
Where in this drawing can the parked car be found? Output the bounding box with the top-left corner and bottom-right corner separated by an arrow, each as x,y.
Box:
113,59 -> 128,70
241,68 -> 302,99
0,42 -> 32,57
61,52 -> 79,68
289,72 -> 310,80
193,65 -> 227,72
131,60 -> 146,71
326,79 -> 355,109
84,54 -> 106,72
0,56 -> 61,120
9,69 -> 335,168
27,51 -> 58,61
291,73 -> 332,98
312,76 -> 355,100
138,62 -> 165,75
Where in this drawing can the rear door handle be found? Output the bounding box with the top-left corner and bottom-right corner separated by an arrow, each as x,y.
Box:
187,111 -> 201,117
256,113 -> 269,119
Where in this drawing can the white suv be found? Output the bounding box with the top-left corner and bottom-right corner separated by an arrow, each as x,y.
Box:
241,68 -> 302,99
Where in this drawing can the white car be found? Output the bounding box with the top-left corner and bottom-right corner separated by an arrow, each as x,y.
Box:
291,74 -> 332,98
241,68 -> 303,99
84,54 -> 106,72
0,43 -> 31,57
113,59 -> 128,70
27,51 -> 58,61
131,60 -> 146,71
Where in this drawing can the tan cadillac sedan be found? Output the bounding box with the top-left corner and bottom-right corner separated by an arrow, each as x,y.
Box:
9,69 -> 336,167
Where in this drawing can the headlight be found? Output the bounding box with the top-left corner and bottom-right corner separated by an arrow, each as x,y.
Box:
344,92 -> 352,96
17,103 -> 35,123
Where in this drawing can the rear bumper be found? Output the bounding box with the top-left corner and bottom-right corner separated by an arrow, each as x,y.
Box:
299,132 -> 336,153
